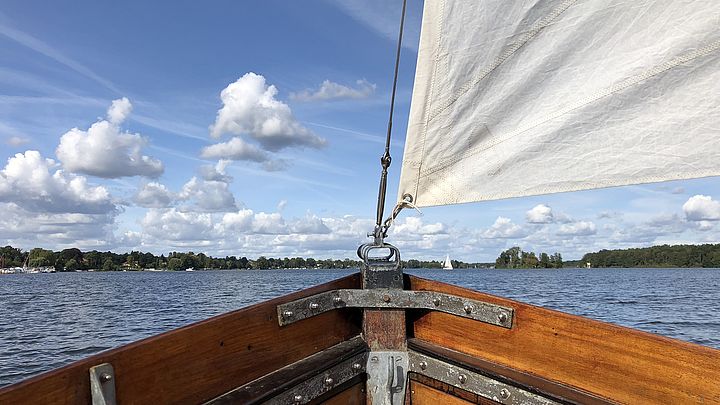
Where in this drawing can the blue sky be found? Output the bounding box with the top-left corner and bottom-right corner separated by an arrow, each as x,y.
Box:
0,0 -> 718,262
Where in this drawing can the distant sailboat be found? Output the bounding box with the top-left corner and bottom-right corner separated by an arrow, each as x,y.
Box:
442,254 -> 453,270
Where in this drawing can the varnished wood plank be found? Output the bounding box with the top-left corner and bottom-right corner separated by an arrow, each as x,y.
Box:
319,380 -> 365,405
409,379 -> 477,405
408,275 -> 720,404
409,339 -> 611,405
210,336 -> 367,404
0,274 -> 361,405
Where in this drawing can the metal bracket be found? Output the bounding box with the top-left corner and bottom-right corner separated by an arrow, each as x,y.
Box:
366,351 -> 408,405
89,363 -> 116,405
277,289 -> 513,328
408,351 -> 561,405
263,352 -> 367,404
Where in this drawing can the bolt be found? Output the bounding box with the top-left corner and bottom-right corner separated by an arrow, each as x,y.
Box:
324,376 -> 334,385
99,373 -> 112,383
432,297 -> 441,306
464,304 -> 473,314
333,296 -> 343,305
419,361 -> 427,370
458,374 -> 468,384
309,302 -> 319,310
500,388 -> 511,400
293,394 -> 303,403
371,356 -> 379,363
382,294 -> 391,303
352,362 -> 362,370
498,312 -> 508,324
283,310 -> 294,318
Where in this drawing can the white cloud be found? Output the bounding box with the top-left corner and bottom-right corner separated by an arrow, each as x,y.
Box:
558,221 -> 597,236
199,160 -> 232,182
0,202 -> 117,249
683,195 -> 720,221
107,97 -> 132,125
141,208 -> 214,241
391,216 -> 446,236
0,150 -> 114,214
329,0 -> 422,51
209,72 -> 326,151
290,79 -> 376,102
200,137 -> 269,162
482,217 -> 526,239
134,182 -> 173,208
290,213 -> 331,234
57,98 -> 163,178
178,177 -> 238,212
526,204 -> 554,223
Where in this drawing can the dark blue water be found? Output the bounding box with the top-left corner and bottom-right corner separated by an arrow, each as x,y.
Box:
0,268 -> 718,387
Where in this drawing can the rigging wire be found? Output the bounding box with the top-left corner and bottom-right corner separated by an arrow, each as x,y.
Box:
373,0 -> 408,243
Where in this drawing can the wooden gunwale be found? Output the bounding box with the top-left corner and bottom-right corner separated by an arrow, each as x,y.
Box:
0,273 -> 362,405
407,274 -> 720,404
208,336 -> 367,404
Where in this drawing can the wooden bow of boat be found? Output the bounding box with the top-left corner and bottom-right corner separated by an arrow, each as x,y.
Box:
1,271 -> 719,404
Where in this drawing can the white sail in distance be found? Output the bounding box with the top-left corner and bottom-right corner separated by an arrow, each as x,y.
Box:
398,0 -> 720,207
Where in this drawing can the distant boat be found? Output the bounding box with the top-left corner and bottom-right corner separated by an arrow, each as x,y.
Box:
185,267 -> 195,272
442,254 -> 453,270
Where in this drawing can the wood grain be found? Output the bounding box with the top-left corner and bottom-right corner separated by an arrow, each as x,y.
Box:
363,309 -> 406,350
409,379 -> 476,405
0,274 -> 361,405
408,275 -> 720,404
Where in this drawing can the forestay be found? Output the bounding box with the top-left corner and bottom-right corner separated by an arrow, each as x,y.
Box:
398,0 -> 720,207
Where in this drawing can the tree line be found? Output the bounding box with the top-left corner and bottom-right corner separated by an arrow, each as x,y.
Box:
581,244 -> 720,268
0,245 -> 479,271
495,247 -> 563,269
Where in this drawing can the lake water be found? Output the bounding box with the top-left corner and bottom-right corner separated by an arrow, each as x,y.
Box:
1,267 -> 719,387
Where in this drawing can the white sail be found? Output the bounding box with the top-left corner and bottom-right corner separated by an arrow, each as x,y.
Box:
398,0 -> 720,207
443,254 -> 453,270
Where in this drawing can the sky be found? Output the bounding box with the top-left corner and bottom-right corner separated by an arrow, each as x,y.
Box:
0,0 -> 718,262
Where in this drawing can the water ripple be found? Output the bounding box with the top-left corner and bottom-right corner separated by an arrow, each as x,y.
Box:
1,268 -> 719,387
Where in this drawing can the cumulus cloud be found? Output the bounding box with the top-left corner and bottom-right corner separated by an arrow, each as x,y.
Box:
209,72 -> 326,151
558,221 -> 597,236
683,195 -> 720,221
199,159 -> 232,182
200,137 -> 269,162
57,98 -> 163,178
526,204 -> 554,224
134,182 -> 173,208
482,217 -> 526,239
0,150 -> 114,214
178,177 -> 238,212
391,216 -> 446,236
290,79 -> 376,102
141,208 -> 214,241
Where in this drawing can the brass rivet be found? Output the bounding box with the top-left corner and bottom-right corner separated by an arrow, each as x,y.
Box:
419,361 -> 427,370
309,302 -> 319,310
498,312 -> 508,323
432,298 -> 441,306
283,310 -> 294,318
464,304 -> 473,314
99,373 -> 112,383
458,374 -> 468,384
324,377 -> 334,385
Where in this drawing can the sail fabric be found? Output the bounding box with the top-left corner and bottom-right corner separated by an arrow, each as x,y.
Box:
398,0 -> 720,207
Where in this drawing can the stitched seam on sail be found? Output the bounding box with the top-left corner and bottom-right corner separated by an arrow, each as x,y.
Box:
417,38 -> 720,179
425,0 -> 578,124
415,0 -> 446,203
